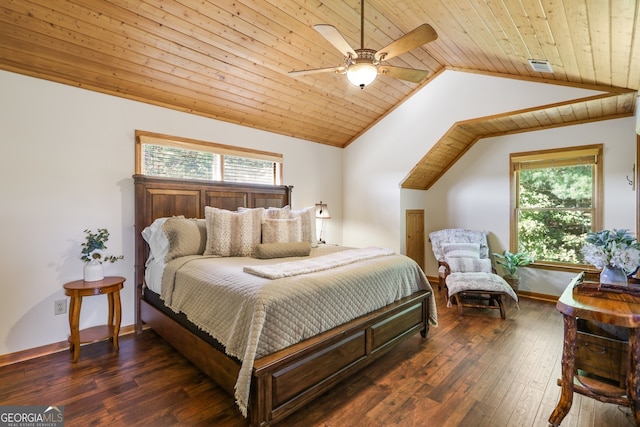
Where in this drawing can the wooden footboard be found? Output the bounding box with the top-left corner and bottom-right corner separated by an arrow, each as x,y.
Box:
140,298 -> 240,394
140,290 -> 430,426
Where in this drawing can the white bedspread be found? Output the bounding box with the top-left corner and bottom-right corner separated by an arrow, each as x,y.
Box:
159,245 -> 437,417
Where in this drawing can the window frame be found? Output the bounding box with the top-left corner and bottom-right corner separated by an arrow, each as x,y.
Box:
134,130 -> 283,185
509,144 -> 603,271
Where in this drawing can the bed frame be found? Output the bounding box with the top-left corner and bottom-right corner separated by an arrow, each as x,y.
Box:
134,174 -> 431,426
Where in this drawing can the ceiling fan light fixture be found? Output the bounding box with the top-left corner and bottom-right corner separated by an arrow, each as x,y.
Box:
347,62 -> 377,88
289,3 -> 438,88
347,48 -> 378,88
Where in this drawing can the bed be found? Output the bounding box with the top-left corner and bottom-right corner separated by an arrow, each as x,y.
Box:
133,174 -> 436,426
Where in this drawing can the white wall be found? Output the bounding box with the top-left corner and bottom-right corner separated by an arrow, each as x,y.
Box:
344,70 -> 636,296
423,118 -> 636,296
343,70 -> 603,251
0,70 -> 343,355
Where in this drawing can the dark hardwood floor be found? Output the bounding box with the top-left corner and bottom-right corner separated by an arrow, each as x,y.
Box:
0,296 -> 634,426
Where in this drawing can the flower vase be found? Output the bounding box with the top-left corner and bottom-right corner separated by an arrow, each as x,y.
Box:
83,259 -> 104,282
600,265 -> 627,286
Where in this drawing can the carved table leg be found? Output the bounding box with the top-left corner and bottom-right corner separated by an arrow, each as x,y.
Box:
112,289 -> 121,351
549,314 -> 577,426
68,295 -> 82,363
629,327 -> 640,426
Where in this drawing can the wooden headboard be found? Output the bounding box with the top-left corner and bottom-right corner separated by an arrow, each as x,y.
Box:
133,174 -> 292,312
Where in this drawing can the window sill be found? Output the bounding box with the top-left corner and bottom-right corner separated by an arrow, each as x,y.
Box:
528,262 -> 598,275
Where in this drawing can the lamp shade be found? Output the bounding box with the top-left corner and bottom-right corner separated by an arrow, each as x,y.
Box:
346,63 -> 377,88
315,202 -> 331,219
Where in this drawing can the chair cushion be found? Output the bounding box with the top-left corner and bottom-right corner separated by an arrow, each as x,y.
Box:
446,257 -> 492,273
442,242 -> 480,259
446,272 -> 518,304
429,229 -> 490,260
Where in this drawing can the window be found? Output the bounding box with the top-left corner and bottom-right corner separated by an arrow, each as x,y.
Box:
135,130 -> 283,185
511,145 -> 602,266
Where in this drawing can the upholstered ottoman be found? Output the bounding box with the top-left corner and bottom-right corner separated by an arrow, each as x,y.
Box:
445,272 -> 518,319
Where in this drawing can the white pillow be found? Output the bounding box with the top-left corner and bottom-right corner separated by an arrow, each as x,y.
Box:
441,243 -> 480,259
204,207 -> 263,257
288,207 -> 317,247
142,216 -> 184,261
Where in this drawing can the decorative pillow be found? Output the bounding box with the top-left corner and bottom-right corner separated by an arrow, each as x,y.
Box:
204,207 -> 263,257
441,243 -> 480,259
287,207 -> 317,247
141,216 -> 184,261
263,205 -> 291,219
254,242 -> 311,259
163,217 -> 207,262
446,257 -> 492,273
239,205 -> 290,220
261,217 -> 302,244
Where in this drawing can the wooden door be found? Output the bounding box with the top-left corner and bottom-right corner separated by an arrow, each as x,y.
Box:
406,209 -> 425,271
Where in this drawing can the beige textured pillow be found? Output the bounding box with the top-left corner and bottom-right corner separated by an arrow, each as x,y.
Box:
142,215 -> 184,261
254,242 -> 311,259
239,205 -> 290,219
204,207 -> 263,257
261,217 -> 302,244
288,206 -> 317,247
163,218 -> 207,262
263,205 -> 290,219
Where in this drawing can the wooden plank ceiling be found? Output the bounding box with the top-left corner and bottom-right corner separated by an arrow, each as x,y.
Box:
1,0 -> 638,187
401,91 -> 637,190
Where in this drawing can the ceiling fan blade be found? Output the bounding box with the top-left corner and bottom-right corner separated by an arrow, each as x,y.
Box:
313,24 -> 358,58
378,65 -> 429,83
374,24 -> 437,61
288,66 -> 346,76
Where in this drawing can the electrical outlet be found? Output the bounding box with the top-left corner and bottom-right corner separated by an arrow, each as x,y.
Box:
54,299 -> 67,315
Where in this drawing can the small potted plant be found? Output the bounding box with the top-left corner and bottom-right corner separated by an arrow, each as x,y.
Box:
81,228 -> 123,282
492,250 -> 534,291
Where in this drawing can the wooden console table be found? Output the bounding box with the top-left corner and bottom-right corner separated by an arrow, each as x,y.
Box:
549,273 -> 640,426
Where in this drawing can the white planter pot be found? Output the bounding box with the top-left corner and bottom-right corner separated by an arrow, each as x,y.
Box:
83,260 -> 104,282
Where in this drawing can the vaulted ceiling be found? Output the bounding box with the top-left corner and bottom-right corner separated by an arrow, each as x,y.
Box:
1,0 -> 638,185
401,91 -> 636,189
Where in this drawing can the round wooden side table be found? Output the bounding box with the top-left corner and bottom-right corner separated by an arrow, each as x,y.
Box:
63,276 -> 125,362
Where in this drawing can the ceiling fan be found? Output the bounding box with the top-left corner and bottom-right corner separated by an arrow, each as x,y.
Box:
288,1 -> 437,89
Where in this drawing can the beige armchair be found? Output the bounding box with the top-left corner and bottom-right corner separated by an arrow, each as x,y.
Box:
429,228 -> 518,319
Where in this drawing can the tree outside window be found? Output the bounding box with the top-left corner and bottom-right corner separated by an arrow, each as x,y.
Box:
511,145 -> 602,266
135,131 -> 282,185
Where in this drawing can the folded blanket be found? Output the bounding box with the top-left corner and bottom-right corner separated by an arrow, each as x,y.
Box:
243,246 -> 395,279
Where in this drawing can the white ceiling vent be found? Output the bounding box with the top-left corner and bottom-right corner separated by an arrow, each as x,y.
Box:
528,59 -> 553,73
